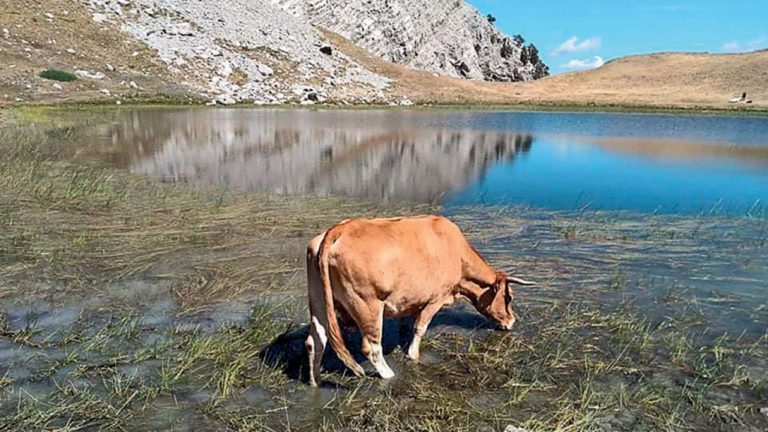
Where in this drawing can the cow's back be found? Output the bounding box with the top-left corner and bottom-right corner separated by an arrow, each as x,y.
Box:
324,215 -> 466,310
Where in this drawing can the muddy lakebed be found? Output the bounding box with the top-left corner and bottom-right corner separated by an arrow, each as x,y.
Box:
0,107 -> 766,431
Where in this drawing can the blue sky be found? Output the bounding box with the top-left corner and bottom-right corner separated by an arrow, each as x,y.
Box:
466,0 -> 768,74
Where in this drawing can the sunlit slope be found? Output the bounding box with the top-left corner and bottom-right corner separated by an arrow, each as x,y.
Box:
327,28 -> 768,109
516,51 -> 768,108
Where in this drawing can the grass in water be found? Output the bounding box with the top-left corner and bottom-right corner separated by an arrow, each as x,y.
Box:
0,110 -> 766,431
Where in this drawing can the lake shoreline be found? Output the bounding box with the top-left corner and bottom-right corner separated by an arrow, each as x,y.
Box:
3,98 -> 768,119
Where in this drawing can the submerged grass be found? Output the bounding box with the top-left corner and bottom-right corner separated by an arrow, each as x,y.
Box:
0,110 -> 766,431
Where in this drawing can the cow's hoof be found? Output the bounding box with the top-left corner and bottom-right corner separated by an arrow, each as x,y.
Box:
379,369 -> 395,379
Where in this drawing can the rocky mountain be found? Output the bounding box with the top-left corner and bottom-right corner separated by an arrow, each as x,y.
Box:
272,0 -> 549,81
82,0 -> 391,105
1,0 -> 546,105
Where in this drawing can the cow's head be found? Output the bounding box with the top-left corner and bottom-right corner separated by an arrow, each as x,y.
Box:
478,271 -> 535,330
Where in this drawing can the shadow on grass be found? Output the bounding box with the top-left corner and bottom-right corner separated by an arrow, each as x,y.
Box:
259,304 -> 496,385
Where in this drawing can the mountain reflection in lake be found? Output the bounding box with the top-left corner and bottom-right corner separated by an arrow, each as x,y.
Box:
111,109 -> 533,203
108,108 -> 768,215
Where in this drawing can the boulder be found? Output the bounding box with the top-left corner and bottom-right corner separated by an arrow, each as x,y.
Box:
215,94 -> 237,105
165,22 -> 195,37
257,63 -> 274,76
75,70 -> 106,80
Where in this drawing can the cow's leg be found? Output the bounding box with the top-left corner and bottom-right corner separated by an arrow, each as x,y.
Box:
407,300 -> 445,361
306,314 -> 328,387
353,300 -> 394,379
305,235 -> 327,387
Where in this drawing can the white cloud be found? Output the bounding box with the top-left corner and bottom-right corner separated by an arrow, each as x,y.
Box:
722,41 -> 740,52
722,37 -> 767,53
551,36 -> 601,56
561,56 -> 605,71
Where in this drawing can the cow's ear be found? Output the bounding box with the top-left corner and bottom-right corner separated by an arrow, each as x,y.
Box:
505,280 -> 515,300
493,272 -> 507,294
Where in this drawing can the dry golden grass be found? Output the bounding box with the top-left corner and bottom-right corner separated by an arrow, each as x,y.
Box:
325,29 -> 768,110
517,51 -> 768,108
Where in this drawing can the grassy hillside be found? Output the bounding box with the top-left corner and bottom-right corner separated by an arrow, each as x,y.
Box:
0,0 -> 192,104
325,28 -> 768,110
516,51 -> 768,109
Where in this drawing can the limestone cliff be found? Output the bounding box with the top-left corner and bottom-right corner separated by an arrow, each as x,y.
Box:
272,0 -> 549,81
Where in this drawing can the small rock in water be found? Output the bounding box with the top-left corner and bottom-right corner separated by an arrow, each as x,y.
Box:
44,12 -> 54,20
761,407 -> 768,417
2,28 -> 9,39
100,88 -> 111,95
52,83 -> 62,90
66,48 -> 76,55
128,81 -> 139,89
116,100 -> 122,105
105,63 -> 114,72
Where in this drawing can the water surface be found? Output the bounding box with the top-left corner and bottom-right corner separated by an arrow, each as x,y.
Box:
105,108 -> 768,216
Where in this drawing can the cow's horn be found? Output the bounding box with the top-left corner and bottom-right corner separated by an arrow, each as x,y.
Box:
508,277 -> 536,286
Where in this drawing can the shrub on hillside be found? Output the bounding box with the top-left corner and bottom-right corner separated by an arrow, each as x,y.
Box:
39,69 -> 78,82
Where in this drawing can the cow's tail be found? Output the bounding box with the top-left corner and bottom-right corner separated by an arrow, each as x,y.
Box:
318,231 -> 365,377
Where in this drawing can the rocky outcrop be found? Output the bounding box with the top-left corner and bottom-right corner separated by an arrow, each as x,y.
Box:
3,0 -> 545,105
272,0 -> 548,81
81,0 -> 391,104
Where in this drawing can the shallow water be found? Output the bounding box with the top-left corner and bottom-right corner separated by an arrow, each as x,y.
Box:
104,108 -> 768,216
2,108 -> 767,430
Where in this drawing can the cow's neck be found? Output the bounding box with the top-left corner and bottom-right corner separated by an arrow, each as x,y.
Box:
462,245 -> 498,286
457,280 -> 491,312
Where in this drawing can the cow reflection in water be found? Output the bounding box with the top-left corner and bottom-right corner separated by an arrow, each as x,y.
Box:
111,109 -> 533,203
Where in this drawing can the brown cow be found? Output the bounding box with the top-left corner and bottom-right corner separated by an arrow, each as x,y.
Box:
304,215 -> 535,386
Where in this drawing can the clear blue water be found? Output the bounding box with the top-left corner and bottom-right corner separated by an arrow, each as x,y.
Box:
448,134 -> 768,215
107,108 -> 768,216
